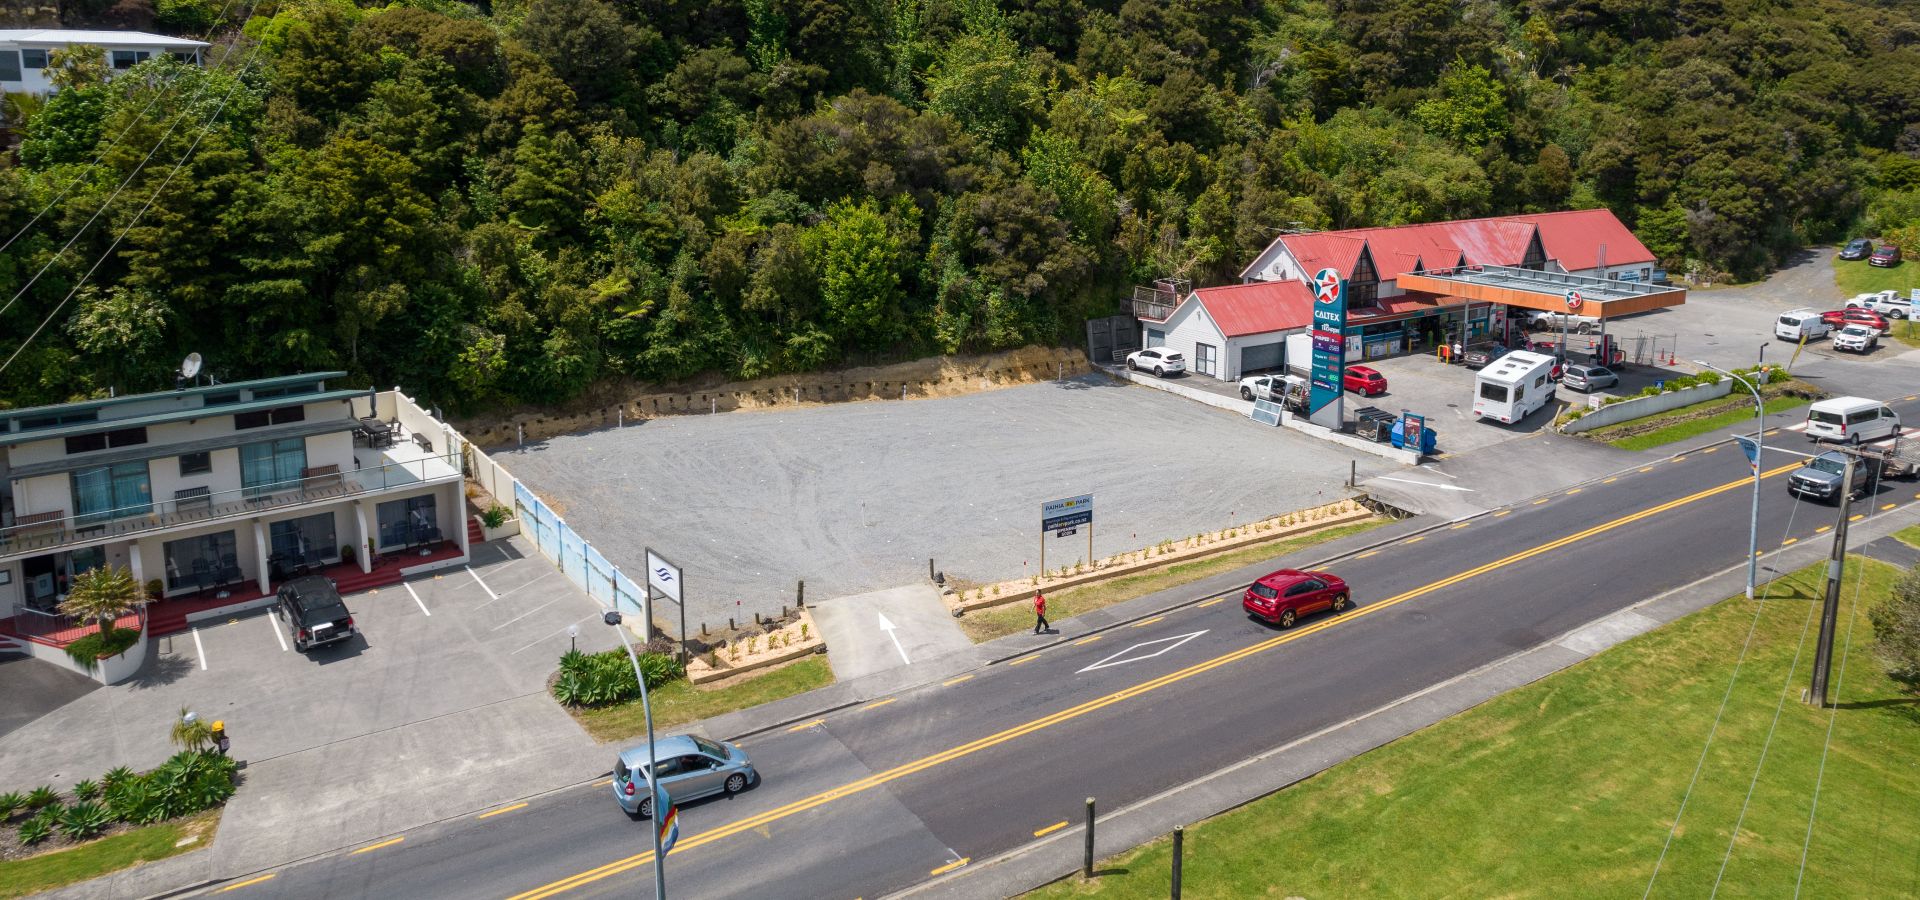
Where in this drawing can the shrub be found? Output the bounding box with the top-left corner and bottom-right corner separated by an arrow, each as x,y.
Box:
18,813 -> 54,845
481,504 -> 512,529
146,752 -> 235,820
26,786 -> 58,809
145,579 -> 164,600
64,626 -> 141,668
0,792 -> 24,821
72,779 -> 100,802
60,801 -> 112,840
102,766 -> 135,789
1869,563 -> 1920,681
551,648 -> 684,707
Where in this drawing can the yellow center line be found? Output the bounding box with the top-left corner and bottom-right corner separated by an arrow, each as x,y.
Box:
1603,477 -> 1619,484
930,858 -> 970,876
1356,550 -> 1380,559
352,837 -> 405,855
1072,636 -> 1103,646
1009,655 -> 1041,666
1908,395 -> 1918,401
787,719 -> 826,733
478,802 -> 528,820
1198,597 -> 1227,608
942,675 -> 974,687
505,461 -> 1801,900
1033,821 -> 1069,837
1765,429 -> 1779,437
861,698 -> 897,711
1494,510 -> 1512,517
1130,616 -> 1164,628
219,874 -> 277,892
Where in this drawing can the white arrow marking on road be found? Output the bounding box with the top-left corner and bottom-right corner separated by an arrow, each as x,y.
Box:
877,612 -> 911,665
1078,630 -> 1209,674
1372,476 -> 1477,493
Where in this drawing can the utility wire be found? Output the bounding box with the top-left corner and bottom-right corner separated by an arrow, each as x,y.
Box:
0,4 -> 259,323
0,0 -> 244,257
0,26 -> 271,376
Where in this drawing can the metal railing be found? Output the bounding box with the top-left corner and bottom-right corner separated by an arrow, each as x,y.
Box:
1410,264 -> 1685,299
14,604 -> 147,645
1131,282 -> 1186,321
1,452 -> 460,558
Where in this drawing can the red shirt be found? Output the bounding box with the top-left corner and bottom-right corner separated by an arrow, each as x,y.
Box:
1034,593 -> 1046,614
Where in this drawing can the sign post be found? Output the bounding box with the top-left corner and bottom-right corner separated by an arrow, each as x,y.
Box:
644,548 -> 686,662
1561,289 -> 1581,355
1308,268 -> 1349,430
1040,494 -> 1094,574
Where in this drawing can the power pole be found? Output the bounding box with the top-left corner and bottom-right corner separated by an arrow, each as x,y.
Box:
1808,455 -> 1855,707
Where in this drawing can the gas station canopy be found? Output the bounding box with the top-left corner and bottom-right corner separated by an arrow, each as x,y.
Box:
1398,265 -> 1686,319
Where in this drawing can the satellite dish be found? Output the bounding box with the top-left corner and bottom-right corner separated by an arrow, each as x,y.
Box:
180,353 -> 203,379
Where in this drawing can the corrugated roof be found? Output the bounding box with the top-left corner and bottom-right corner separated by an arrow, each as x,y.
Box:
0,29 -> 208,47
1189,280 -> 1316,337
1496,209 -> 1655,271
1277,234 -> 1364,280
1249,208 -> 1652,283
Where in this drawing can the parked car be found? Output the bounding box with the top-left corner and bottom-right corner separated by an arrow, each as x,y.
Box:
1805,396 -> 1901,444
1820,307 -> 1890,333
277,576 -> 356,652
1846,289 -> 1913,319
1838,238 -> 1874,260
1787,450 -> 1874,503
1239,373 -> 1303,403
1562,363 -> 1619,392
1775,308 -> 1832,341
1527,311 -> 1600,334
1242,568 -> 1350,629
1343,365 -> 1387,396
1125,348 -> 1186,376
613,734 -> 757,818
1832,325 -> 1879,353
1461,343 -> 1509,369
1869,245 -> 1903,267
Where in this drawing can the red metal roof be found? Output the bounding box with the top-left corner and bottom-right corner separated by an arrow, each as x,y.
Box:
1260,208 -> 1652,283
1189,280 -> 1316,337
1495,209 -> 1655,271
1277,234 -> 1364,279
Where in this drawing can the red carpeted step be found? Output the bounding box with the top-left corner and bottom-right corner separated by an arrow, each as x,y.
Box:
467,516 -> 486,545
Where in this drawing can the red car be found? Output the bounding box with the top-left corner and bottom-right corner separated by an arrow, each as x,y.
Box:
1343,365 -> 1387,396
1242,569 -> 1351,628
1821,308 -> 1891,333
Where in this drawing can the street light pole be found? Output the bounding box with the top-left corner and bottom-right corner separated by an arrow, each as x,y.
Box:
1697,361 -> 1762,600
606,610 -> 667,899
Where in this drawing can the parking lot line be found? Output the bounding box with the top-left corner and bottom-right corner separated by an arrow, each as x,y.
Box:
192,627 -> 208,670
266,611 -> 287,652
478,802 -> 529,820
467,565 -> 500,600
217,874 -> 276,892
351,837 -> 405,855
404,581 -> 432,617
510,613 -> 603,655
491,595 -> 566,632
478,569 -> 557,610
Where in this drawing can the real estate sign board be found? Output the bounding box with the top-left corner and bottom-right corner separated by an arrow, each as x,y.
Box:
1308,267 -> 1348,429
1041,494 -> 1093,531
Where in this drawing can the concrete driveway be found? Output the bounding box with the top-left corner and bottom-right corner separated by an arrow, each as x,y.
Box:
0,535 -> 619,879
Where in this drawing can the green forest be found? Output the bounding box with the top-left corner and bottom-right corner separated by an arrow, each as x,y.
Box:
2,0 -> 1918,412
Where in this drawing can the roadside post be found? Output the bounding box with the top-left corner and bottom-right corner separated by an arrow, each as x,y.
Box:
645,548 -> 687,664
1171,825 -> 1184,899
1084,797 -> 1096,879
1698,361 -> 1762,600
1809,455 -> 1856,707
605,609 -> 668,899
1041,495 -> 1094,575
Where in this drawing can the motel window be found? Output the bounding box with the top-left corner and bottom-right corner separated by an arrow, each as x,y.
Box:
110,50 -> 151,70
72,461 -> 152,524
239,437 -> 306,496
0,51 -> 19,82
179,451 -> 212,475
234,404 -> 307,430
22,49 -> 48,68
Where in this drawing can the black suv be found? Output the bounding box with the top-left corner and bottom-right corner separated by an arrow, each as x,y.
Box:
278,576 -> 356,652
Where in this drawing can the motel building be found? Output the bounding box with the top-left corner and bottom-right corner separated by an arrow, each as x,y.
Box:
0,29 -> 208,96
1131,209 -> 1689,382
0,373 -> 473,680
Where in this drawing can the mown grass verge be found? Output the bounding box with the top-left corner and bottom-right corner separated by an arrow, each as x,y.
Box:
1833,259 -> 1920,348
569,656 -> 835,742
0,810 -> 218,900
1033,557 -> 1920,899
1603,394 -> 1809,451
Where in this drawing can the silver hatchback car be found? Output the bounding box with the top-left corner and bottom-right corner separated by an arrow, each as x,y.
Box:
612,734 -> 757,818
1562,364 -> 1618,392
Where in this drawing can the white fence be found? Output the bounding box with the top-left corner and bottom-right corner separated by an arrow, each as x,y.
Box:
1559,380 -> 1734,434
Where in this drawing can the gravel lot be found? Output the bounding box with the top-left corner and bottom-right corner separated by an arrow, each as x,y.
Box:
496,375 -> 1389,626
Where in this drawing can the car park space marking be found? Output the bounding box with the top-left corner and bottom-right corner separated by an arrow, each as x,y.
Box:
861,698 -> 897,711
404,581 -> 431,617
788,719 -> 826,733
510,613 -> 604,656
1078,631 -> 1209,674
217,874 -> 276,892
511,463 -> 1807,900
942,675 -> 974,687
1033,821 -> 1069,837
477,802 -> 529,820
490,595 -> 567,632
1072,636 -> 1103,646
351,837 -> 405,855
477,569 -> 559,610
192,627 -> 208,670
929,858 -> 969,876
1198,597 -> 1228,608
265,610 -> 288,652
1129,616 -> 1165,628
466,565 -> 500,600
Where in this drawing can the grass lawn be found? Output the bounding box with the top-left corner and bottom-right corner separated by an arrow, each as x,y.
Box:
1603,395 -> 1808,451
1032,557 -> 1920,899
1832,259 -> 1920,348
569,656 -> 835,742
958,521 -> 1383,643
1896,526 -> 1920,550
0,810 -> 219,900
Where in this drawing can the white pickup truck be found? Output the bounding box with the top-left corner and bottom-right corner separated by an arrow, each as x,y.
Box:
1845,289 -> 1914,319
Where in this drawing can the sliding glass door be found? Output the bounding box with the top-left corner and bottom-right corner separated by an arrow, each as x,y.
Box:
240,437 -> 306,497
71,461 -> 152,525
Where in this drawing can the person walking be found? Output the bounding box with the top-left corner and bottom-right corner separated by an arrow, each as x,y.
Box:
1033,591 -> 1050,635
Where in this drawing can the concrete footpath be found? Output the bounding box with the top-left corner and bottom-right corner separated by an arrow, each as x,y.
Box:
897,505 -> 1920,900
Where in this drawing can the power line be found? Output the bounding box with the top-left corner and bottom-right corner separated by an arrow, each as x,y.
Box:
0,24 -> 272,376
1707,589 -> 1817,895
0,0 -> 247,257
0,5 -> 260,323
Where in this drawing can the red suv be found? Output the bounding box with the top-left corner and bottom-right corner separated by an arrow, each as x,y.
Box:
1242,569 -> 1351,628
1822,308 -> 1890,333
1343,365 -> 1387,396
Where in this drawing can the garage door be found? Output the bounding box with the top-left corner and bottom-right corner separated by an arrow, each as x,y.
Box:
1240,341 -> 1284,373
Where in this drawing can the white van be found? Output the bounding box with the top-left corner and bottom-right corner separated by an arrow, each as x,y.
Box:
1775,308 -> 1831,341
1805,396 -> 1901,444
1473,350 -> 1558,424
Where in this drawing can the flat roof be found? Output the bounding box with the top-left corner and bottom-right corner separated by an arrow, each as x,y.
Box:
0,388 -> 368,448
1399,265 -> 1685,318
3,372 -> 349,428
0,29 -> 210,48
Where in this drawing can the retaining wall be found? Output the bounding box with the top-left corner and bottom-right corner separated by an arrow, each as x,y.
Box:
1559,380 -> 1734,434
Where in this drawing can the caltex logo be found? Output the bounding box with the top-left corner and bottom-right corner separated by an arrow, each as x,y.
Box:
1314,268 -> 1342,305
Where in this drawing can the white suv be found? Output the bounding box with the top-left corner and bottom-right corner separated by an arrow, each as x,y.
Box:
1126,348 -> 1186,376
1832,325 -> 1878,353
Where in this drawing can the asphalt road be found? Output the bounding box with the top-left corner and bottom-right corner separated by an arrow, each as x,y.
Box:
216,397 -> 1920,900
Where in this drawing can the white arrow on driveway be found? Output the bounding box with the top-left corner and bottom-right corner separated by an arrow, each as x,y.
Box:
1078,630 -> 1209,674
877,611 -> 911,665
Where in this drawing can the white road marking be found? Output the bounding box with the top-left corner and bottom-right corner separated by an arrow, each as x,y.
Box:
1372,476 -> 1477,493
491,595 -> 565,631
877,612 -> 911,665
267,610 -> 287,652
192,627 -> 208,670
1417,464 -> 1457,480
509,613 -> 602,655
474,569 -> 555,610
1078,630 -> 1209,674
466,565 -> 500,600
405,581 -> 431,617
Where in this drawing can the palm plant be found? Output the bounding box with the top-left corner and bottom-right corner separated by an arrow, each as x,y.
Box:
169,707 -> 214,753
58,565 -> 147,640
25,786 -> 59,810
0,791 -> 24,821
72,779 -> 100,802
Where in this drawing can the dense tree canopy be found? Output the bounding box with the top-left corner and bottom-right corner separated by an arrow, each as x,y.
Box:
3,0 -> 1917,411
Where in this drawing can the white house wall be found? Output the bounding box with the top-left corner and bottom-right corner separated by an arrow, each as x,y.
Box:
1158,301 -> 1231,381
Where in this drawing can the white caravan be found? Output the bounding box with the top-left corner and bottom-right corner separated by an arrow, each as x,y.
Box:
1473,350 -> 1558,424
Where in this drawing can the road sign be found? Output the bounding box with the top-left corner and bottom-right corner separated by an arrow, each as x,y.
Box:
1565,289 -> 1582,311
1042,494 -> 1094,530
1735,435 -> 1760,473
1308,267 -> 1349,429
1055,527 -> 1077,538
645,549 -> 682,603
